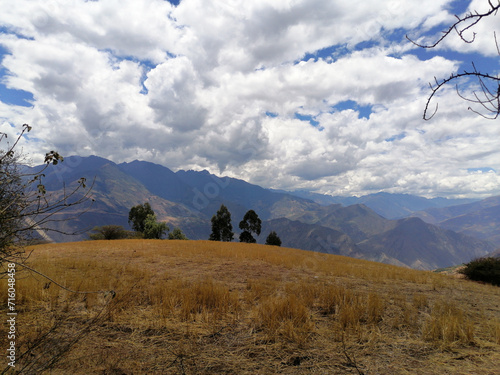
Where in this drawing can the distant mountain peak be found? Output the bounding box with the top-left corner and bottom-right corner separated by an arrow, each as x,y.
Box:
33,154 -> 497,271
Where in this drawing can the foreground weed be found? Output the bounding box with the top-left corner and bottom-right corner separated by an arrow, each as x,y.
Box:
489,319 -> 500,345
152,278 -> 240,323
422,300 -> 475,347
412,293 -> 429,310
254,294 -> 312,344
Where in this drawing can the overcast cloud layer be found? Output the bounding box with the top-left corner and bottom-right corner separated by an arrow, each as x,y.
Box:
0,0 -> 499,198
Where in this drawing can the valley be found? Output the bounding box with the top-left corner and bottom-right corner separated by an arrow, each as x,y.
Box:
33,155 -> 499,270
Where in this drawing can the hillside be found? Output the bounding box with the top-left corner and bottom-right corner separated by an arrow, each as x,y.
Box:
259,218 -> 364,258
358,217 -> 494,270
32,155 -> 495,270
3,240 -> 499,374
413,195 -> 500,246
294,203 -> 396,242
34,156 -> 209,242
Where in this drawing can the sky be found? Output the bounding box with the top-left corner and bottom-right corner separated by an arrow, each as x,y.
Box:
0,0 -> 499,199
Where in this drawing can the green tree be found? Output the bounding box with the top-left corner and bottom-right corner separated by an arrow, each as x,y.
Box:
168,227 -> 188,240
209,204 -> 233,242
128,202 -> 154,233
265,231 -> 282,246
143,214 -> 169,239
239,209 -> 262,243
89,225 -> 132,240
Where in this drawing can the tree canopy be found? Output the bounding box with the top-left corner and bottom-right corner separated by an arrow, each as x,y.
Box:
239,209 -> 262,243
265,231 -> 282,247
168,227 -> 188,240
143,214 -> 169,239
128,202 -> 154,233
209,204 -> 234,242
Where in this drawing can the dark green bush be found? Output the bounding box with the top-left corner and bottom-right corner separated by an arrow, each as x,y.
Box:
265,231 -> 282,247
460,257 -> 500,286
89,225 -> 133,240
168,227 -> 188,240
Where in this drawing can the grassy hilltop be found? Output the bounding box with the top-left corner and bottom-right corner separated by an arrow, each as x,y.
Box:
1,240 -> 499,374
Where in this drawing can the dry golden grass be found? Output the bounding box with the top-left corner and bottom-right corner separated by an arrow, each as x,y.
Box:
1,239 -> 499,374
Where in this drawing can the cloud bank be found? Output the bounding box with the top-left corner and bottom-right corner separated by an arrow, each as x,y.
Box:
0,0 -> 499,198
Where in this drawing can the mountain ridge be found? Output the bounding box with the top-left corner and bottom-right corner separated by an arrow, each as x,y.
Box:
412,195 -> 500,246
33,155 -> 495,270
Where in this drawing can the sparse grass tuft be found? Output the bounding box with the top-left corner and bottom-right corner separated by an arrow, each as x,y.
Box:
488,318 -> 500,345
412,293 -> 429,310
254,294 -> 313,345
151,277 -> 240,324
422,300 -> 475,347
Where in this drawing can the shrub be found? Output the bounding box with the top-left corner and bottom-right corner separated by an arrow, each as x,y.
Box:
265,231 -> 281,246
169,227 -> 188,240
89,225 -> 132,240
460,257 -> 500,286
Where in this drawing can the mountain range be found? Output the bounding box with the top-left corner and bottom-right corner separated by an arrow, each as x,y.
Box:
30,155 -> 498,270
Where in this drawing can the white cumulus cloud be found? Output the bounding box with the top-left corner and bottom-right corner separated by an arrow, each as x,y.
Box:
0,0 -> 499,199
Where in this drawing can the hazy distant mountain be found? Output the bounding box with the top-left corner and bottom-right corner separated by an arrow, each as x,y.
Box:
31,155 -> 494,270
412,196 -> 500,246
258,218 -> 363,259
357,217 -> 494,270
295,204 -> 396,243
487,248 -> 500,258
285,191 -> 477,219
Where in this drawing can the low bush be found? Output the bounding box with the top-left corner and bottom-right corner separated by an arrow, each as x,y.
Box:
168,227 -> 188,240
89,225 -> 134,240
460,257 -> 500,286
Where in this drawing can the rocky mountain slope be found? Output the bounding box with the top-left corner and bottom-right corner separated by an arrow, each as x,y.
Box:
31,155 -> 495,270
412,196 -> 500,246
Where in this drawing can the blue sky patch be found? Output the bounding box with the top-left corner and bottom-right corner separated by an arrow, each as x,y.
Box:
385,132 -> 406,142
332,100 -> 373,119
353,39 -> 380,52
265,111 -> 278,118
99,50 -> 161,94
467,167 -> 496,173
295,112 -> 323,129
0,26 -> 34,41
0,84 -> 34,107
0,45 -> 33,107
299,44 -> 347,63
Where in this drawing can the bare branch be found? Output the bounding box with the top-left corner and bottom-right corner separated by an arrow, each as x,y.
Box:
423,71 -> 500,120
406,4 -> 500,48
408,1 -> 500,120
